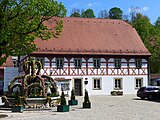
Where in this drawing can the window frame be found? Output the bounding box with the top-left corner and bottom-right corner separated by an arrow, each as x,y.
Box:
92,78 -> 102,90
74,58 -> 82,69
135,59 -> 142,69
93,58 -> 101,69
135,78 -> 143,89
56,58 -> 64,69
114,78 -> 123,90
114,58 -> 121,69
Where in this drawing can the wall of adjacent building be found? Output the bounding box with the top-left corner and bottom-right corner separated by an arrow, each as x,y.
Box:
3,67 -> 18,93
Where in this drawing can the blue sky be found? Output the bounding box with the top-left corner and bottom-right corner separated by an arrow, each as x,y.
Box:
57,0 -> 160,24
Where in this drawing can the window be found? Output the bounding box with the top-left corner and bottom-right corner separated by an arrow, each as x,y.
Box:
13,59 -> 18,67
114,78 -> 122,89
93,78 -> 102,90
56,58 -> 64,69
74,58 -> 82,68
12,57 -> 18,67
135,78 -> 143,89
93,58 -> 101,68
114,59 -> 121,69
135,59 -> 142,69
35,57 -> 44,68
61,82 -> 70,91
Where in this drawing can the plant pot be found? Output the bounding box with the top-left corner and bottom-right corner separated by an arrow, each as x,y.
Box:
111,91 -> 117,95
12,106 -> 24,113
57,105 -> 69,112
117,91 -> 123,95
68,100 -> 78,106
111,91 -> 123,96
83,102 -> 91,109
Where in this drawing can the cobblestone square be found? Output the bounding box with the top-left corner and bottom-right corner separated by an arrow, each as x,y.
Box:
0,95 -> 160,120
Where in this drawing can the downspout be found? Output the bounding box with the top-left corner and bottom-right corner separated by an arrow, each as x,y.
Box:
147,57 -> 151,85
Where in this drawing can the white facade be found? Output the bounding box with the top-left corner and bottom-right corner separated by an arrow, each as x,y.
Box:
52,75 -> 148,96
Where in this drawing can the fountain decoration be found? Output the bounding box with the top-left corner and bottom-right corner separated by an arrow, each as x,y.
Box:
7,58 -> 59,107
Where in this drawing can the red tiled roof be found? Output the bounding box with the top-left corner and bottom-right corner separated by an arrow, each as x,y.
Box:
1,56 -> 14,68
33,17 -> 151,56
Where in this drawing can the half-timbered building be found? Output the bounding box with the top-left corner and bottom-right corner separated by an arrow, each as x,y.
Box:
20,17 -> 151,95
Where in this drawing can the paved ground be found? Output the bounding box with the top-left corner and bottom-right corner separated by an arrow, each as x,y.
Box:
0,95 -> 160,120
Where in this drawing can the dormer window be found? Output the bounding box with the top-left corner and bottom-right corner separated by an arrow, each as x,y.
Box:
74,58 -> 82,69
93,58 -> 101,68
135,59 -> 142,69
114,58 -> 121,69
56,58 -> 64,69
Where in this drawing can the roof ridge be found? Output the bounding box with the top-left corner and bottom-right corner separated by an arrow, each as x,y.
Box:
53,17 -> 133,28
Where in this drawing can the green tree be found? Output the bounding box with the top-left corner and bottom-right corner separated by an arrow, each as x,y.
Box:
109,7 -> 123,19
70,12 -> 81,17
131,14 -> 151,43
155,17 -> 160,29
131,14 -> 160,73
70,8 -> 81,17
81,9 -> 95,18
0,0 -> 66,65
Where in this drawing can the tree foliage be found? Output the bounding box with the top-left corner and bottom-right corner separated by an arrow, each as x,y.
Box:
155,17 -> 160,29
70,8 -> 81,17
0,0 -> 66,65
70,12 -> 81,17
70,8 -> 95,18
109,7 -> 123,20
81,9 -> 95,18
131,14 -> 160,73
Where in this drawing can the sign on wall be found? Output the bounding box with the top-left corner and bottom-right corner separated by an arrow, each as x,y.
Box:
61,82 -> 70,91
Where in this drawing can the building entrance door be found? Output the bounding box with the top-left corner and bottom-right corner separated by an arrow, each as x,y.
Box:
74,79 -> 82,96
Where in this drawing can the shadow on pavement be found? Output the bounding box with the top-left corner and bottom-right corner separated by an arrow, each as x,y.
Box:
0,114 -> 8,118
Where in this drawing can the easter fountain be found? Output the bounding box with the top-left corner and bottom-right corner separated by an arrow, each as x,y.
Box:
6,58 -> 59,109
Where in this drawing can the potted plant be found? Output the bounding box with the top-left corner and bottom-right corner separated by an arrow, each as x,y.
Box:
57,90 -> 69,112
11,90 -> 25,113
110,91 -> 123,96
83,89 -> 91,108
68,89 -> 78,105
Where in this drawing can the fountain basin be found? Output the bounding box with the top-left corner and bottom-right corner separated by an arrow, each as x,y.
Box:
26,96 -> 60,105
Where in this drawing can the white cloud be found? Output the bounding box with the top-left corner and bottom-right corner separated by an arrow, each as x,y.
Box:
87,2 -> 98,7
142,6 -> 149,11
